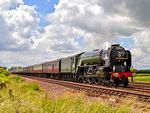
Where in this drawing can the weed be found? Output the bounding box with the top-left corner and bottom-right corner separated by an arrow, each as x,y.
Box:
21,82 -> 41,91
10,76 -> 25,83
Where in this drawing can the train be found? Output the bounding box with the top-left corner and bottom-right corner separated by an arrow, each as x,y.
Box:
11,44 -> 136,87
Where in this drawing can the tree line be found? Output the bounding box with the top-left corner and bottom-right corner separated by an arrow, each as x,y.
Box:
131,68 -> 150,73
7,66 -> 22,72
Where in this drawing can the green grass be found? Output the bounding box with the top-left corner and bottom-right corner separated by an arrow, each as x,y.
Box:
0,75 -> 150,113
130,76 -> 150,83
9,76 -> 25,83
136,73 -> 150,76
0,77 -> 9,84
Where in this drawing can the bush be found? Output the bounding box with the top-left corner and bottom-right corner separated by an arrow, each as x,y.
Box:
0,77 -> 9,84
0,67 -> 10,76
2,70 -> 10,76
131,68 -> 138,73
0,69 -> 10,83
0,74 -> 6,78
21,82 -> 41,91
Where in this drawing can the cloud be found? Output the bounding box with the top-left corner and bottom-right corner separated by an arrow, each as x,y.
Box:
0,3 -> 40,51
1,0 -> 150,69
96,0 -> 150,27
130,31 -> 150,68
45,0 -> 150,69
46,0 -> 146,52
47,0 -> 136,36
0,0 -> 23,11
32,24 -> 82,54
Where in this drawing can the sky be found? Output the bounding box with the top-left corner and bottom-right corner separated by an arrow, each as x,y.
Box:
0,0 -> 150,70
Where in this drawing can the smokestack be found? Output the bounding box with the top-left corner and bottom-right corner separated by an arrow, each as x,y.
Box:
111,44 -> 120,47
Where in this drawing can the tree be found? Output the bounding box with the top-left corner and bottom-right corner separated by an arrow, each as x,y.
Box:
8,66 -> 17,72
131,68 -> 138,73
0,66 -> 7,70
18,67 -> 22,69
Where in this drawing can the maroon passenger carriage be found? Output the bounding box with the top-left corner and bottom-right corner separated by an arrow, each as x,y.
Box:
42,60 -> 60,78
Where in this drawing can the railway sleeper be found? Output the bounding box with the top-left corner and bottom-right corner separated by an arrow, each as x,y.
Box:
94,91 -> 99,94
137,97 -> 145,101
113,92 -> 119,95
118,93 -> 124,96
142,97 -> 150,102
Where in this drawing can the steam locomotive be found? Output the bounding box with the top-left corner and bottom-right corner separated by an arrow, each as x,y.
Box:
11,44 -> 136,87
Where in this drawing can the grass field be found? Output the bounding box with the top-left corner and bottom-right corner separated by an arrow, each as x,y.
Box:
130,76 -> 150,83
129,73 -> 150,83
0,75 -> 150,112
136,73 -> 150,76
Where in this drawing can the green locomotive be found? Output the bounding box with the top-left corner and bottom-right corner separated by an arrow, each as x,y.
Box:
61,44 -> 135,86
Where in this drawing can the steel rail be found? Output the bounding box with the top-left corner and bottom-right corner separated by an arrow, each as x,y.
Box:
130,81 -> 150,85
129,82 -> 150,89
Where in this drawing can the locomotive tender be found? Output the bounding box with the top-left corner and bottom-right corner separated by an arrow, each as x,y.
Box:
11,44 -> 136,87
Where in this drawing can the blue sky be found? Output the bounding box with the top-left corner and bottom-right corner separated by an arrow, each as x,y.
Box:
112,38 -> 134,50
24,0 -> 59,27
0,0 -> 150,69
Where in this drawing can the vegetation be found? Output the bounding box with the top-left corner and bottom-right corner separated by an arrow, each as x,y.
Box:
0,74 -> 149,112
0,66 -> 10,84
0,66 -> 9,76
130,68 -> 150,82
8,66 -> 17,72
137,69 -> 150,73
0,67 -> 149,112
8,66 -> 23,72
130,76 -> 150,83
136,73 -> 150,76
131,68 -> 138,73
131,68 -> 150,74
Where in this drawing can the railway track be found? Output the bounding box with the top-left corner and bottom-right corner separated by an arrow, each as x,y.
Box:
18,75 -> 150,102
90,84 -> 150,95
129,81 -> 150,88
130,81 -> 150,85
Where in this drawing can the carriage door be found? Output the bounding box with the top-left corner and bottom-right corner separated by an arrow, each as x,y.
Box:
52,63 -> 54,73
72,57 -> 76,73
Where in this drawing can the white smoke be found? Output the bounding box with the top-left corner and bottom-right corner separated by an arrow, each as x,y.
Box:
104,42 -> 111,50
